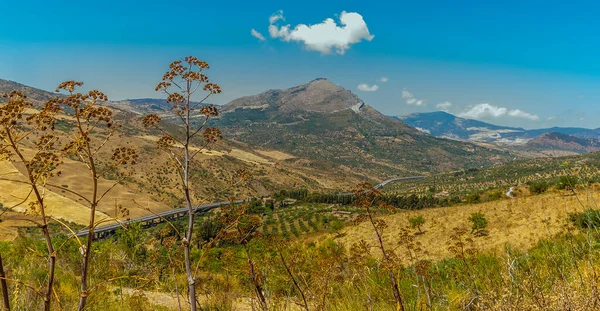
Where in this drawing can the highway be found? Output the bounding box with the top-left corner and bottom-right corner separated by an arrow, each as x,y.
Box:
74,176 -> 425,239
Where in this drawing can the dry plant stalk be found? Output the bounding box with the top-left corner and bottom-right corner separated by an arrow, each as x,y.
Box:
0,91 -> 62,311
353,183 -> 405,311
54,81 -> 137,311
0,254 -> 8,311
142,56 -> 222,311
220,203 -> 268,310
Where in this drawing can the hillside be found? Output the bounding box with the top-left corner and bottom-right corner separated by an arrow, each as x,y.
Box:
0,80 -> 383,229
213,79 -> 513,178
400,111 -> 600,144
526,132 -> 600,153
0,79 -> 58,104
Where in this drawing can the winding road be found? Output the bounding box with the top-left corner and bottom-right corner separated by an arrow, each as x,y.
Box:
74,176 -> 425,239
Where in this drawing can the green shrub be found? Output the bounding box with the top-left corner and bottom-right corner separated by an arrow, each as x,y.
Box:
468,212 -> 488,236
556,175 -> 578,190
569,209 -> 600,229
465,193 -> 481,204
408,215 -> 425,233
328,219 -> 345,236
528,180 -> 549,194
485,190 -> 504,201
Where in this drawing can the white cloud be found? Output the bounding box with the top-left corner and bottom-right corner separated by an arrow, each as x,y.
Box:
460,103 -> 507,119
401,89 -> 426,106
357,84 -> 379,92
547,116 -> 557,121
380,77 -> 389,83
250,29 -> 266,41
459,103 -> 539,121
268,10 -> 374,55
269,10 -> 284,24
436,101 -> 452,112
507,109 -> 539,120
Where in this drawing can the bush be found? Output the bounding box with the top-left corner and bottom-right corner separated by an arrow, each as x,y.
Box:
468,212 -> 488,236
556,175 -> 578,190
569,209 -> 600,229
328,219 -> 345,236
408,215 -> 425,233
528,180 -> 549,194
465,193 -> 481,204
485,190 -> 504,201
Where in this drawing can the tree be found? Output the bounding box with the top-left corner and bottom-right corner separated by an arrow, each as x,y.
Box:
0,91 -> 62,311
468,212 -> 488,236
142,56 -> 222,311
408,215 -> 425,233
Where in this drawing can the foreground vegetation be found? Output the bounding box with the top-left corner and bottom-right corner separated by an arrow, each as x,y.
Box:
3,187 -> 600,310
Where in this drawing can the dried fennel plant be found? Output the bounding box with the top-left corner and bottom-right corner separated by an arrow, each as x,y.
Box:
0,91 -> 62,311
353,183 -> 406,311
142,56 -> 222,311
54,81 -> 138,311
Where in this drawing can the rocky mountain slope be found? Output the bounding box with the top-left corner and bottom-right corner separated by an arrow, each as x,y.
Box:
214,78 -> 513,178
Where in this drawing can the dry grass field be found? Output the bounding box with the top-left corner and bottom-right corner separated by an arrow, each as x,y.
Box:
336,187 -> 597,264
0,160 -> 107,225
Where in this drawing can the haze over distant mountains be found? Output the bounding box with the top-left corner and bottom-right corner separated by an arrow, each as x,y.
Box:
399,111 -> 600,144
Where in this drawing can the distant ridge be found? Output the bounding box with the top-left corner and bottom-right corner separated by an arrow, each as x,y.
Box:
526,132 -> 600,153
399,111 -> 600,144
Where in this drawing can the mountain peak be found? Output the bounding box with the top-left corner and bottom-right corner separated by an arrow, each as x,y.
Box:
223,78 -> 362,115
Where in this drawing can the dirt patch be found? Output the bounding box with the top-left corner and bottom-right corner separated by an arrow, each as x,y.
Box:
226,148 -> 273,165
255,149 -> 296,161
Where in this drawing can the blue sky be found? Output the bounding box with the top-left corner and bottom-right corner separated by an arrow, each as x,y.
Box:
2,0 -> 600,129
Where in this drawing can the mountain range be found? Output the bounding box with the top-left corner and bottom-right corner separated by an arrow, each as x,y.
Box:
212,78 -> 512,178
0,78 -> 515,183
399,111 -> 600,146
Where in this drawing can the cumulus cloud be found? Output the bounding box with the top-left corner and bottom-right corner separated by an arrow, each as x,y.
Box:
380,77 -> 389,83
401,89 -> 426,106
268,10 -> 374,55
547,116 -> 557,121
357,84 -> 379,92
507,109 -> 539,120
436,101 -> 452,112
250,29 -> 266,41
459,103 -> 539,121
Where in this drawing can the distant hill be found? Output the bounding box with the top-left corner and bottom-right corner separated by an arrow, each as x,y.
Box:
399,111 -> 600,144
213,78 -> 513,178
107,98 -> 209,116
0,79 -> 58,104
526,132 -> 600,153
